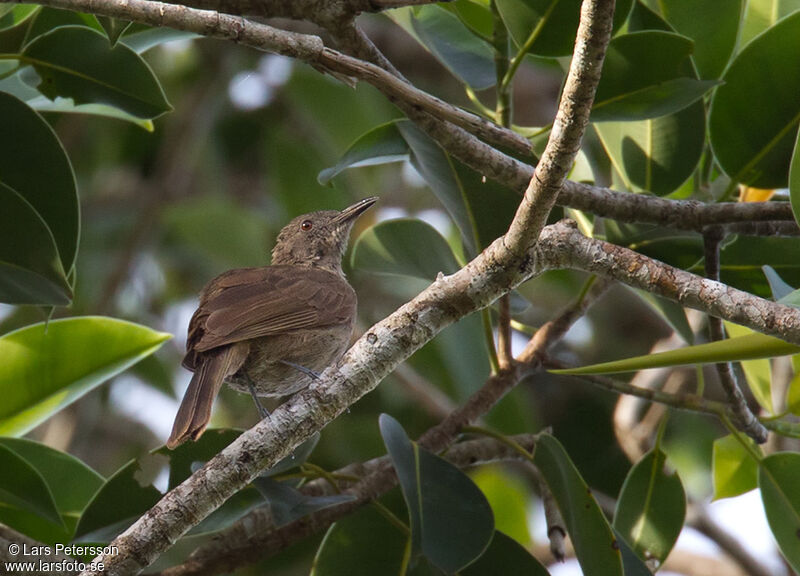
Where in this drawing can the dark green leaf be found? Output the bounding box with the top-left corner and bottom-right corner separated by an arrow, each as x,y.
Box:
446,1 -> 494,40
592,32 -> 715,121
712,434 -> 760,500
0,317 -> 172,436
595,102 -> 705,195
0,438 -> 103,543
533,434 -> 623,576
73,458 -> 162,542
188,488 -> 266,536
318,121 -> 409,185
0,91 -> 78,280
95,16 -> 132,46
379,414 -> 494,573
406,5 -> 496,89
397,121 -> 519,256
253,478 -> 356,527
460,531 -> 549,576
311,505 -> 408,576
655,0 -> 742,79
718,235 -> 800,298
0,182 -> 71,305
262,433 -> 321,477
154,428 -> 242,490
0,444 -> 63,527
495,0 -> 633,57
636,291 -> 694,344
615,530 -> 654,576
25,7 -> 101,39
0,5 -> 38,52
790,126 -> 800,228
351,218 -> 461,281
709,11 -> 800,188
21,25 -> 172,119
613,448 -> 685,564
758,452 -> 800,571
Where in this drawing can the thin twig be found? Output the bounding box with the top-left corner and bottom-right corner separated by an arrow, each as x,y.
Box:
703,227 -> 768,443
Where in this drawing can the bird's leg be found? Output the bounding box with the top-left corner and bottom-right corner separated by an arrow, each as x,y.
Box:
280,360 -> 321,380
244,377 -> 270,420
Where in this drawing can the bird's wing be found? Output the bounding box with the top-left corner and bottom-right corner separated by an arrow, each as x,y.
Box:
186,266 -> 356,356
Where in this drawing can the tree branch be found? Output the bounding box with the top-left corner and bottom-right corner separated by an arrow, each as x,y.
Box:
703,228 -> 768,443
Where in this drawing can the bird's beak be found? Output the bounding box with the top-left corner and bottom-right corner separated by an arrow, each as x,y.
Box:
335,196 -> 378,224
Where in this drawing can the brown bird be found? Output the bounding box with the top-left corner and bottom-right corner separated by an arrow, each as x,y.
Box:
167,197 -> 377,448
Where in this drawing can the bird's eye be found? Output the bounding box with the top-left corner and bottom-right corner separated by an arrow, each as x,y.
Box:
301,220 -> 313,231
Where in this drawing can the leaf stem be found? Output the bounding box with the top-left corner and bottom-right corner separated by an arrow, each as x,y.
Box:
499,0 -> 558,92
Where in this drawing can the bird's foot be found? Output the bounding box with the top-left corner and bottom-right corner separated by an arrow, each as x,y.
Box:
247,380 -> 271,420
280,360 -> 321,380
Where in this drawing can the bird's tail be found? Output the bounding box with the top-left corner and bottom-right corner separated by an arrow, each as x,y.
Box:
167,346 -> 246,449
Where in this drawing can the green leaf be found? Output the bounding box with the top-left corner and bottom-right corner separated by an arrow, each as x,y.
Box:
119,25 -> 200,53
351,219 -> 461,281
551,332 -> 800,375
400,5 -> 496,89
533,434 -> 623,576
717,235 -> 800,298
495,0 -> 634,57
0,317 -> 172,436
724,322 -> 774,413
470,466 -> 532,546
635,291 -> 694,344
613,448 -> 685,564
615,530 -> 653,576
0,5 -> 39,52
397,121 -> 520,256
154,428 -> 242,490
0,438 -> 103,543
73,458 -> 163,542
0,91 -> 78,283
655,0 -> 742,80
379,414 -> 494,573
0,182 -> 71,305
592,31 -> 716,121
740,0 -> 800,47
27,95 -> 155,130
460,531 -> 549,576
318,121 -> 409,185
311,506 -> 408,576
0,444 -> 63,527
0,438 -> 103,515
790,125 -> 800,228
21,25 -> 172,119
709,11 -> 800,188
758,452 -> 800,571
95,16 -> 131,46
595,101 -> 705,195
252,478 -> 355,527
322,119 -> 520,257
712,434 -> 761,500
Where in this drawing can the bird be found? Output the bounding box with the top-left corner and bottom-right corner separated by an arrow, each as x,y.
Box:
167,196 -> 377,448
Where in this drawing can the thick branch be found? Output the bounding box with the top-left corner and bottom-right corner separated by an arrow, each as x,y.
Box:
543,221 -> 800,345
